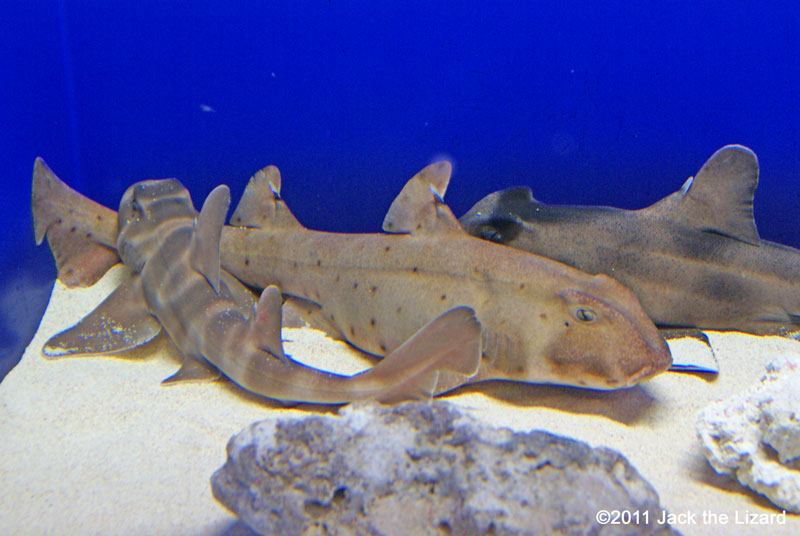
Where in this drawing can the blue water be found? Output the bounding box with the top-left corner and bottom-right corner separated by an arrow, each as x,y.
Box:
1,1 -> 799,379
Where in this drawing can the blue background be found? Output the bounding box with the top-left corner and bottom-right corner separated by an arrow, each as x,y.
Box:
1,1 -> 799,379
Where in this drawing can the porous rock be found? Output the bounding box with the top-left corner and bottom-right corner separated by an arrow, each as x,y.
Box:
696,355 -> 800,513
212,401 -> 677,535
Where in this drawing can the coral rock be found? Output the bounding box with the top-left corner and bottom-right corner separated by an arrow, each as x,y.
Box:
212,401 -> 677,536
696,355 -> 800,513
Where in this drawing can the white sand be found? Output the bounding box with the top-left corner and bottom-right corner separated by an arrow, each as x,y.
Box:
1,265 -> 798,535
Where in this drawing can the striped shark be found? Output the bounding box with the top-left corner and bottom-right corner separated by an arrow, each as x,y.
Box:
32,158 -> 672,394
460,145 -> 800,337
35,172 -> 482,404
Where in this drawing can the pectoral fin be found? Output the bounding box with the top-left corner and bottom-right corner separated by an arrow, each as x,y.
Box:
361,306 -> 482,402
282,295 -> 344,338
43,275 -> 161,358
662,329 -> 719,374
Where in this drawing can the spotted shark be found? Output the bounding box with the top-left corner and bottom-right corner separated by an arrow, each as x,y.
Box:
460,145 -> 800,338
35,170 -> 482,404
32,158 -> 671,393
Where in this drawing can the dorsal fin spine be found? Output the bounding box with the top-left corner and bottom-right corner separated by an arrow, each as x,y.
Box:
229,165 -> 303,230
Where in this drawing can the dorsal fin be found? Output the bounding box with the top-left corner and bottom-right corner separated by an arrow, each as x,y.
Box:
497,185 -> 538,205
190,185 -> 230,294
382,161 -> 463,235
648,145 -> 760,245
249,285 -> 289,365
458,186 -> 537,230
229,165 -> 302,229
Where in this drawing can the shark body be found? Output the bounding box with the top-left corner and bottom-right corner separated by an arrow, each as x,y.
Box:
33,159 -> 671,394
36,170 -> 482,404
460,145 -> 800,336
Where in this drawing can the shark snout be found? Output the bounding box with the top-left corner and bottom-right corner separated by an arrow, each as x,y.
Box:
622,338 -> 672,387
608,299 -> 672,388
552,276 -> 672,389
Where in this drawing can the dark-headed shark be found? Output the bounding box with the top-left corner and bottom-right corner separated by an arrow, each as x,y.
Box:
461,145 -> 800,337
32,158 -> 671,396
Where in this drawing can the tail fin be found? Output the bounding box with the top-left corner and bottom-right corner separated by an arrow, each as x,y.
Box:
213,290 -> 480,404
229,165 -> 303,230
362,306 -> 482,402
31,158 -> 120,287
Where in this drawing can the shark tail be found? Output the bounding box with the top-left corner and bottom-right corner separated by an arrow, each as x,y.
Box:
31,158 -> 120,287
229,286 -> 482,404
360,306 -> 482,403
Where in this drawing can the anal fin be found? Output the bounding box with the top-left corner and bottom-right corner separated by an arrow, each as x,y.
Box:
162,355 -> 221,384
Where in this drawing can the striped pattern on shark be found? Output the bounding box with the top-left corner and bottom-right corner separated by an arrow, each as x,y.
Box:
33,159 -> 671,392
35,167 -> 482,404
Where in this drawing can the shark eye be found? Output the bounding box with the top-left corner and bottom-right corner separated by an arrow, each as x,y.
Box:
129,199 -> 143,222
475,224 -> 504,243
573,307 -> 597,323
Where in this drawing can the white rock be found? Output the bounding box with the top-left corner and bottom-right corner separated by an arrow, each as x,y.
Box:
696,355 -> 800,513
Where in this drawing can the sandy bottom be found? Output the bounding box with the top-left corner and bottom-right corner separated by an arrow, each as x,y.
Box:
1,265 -> 799,535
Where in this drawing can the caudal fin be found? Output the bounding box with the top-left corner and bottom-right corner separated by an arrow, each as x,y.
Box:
31,158 -> 120,287
361,306 -> 482,402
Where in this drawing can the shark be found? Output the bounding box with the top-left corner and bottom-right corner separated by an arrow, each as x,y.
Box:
32,158 -> 672,394
34,169 -> 482,404
460,145 -> 800,337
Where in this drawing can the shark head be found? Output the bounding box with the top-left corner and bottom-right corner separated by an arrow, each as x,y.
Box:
538,273 -> 672,389
117,179 -> 196,271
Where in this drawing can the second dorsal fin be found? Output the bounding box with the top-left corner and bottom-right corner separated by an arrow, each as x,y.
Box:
382,161 -> 463,235
249,285 -> 289,365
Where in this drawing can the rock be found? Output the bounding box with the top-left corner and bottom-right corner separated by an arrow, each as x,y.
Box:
696,355 -> 800,513
212,401 -> 678,536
